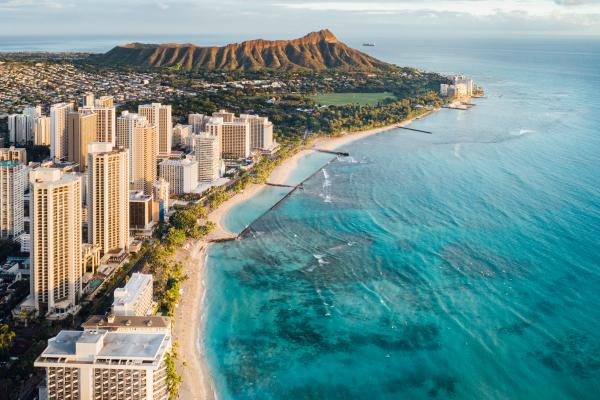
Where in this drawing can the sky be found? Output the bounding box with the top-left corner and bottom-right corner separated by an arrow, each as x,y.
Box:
1,0 -> 599,40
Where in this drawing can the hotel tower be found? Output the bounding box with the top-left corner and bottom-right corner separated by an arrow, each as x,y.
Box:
0,160 -> 27,238
30,168 -> 82,317
50,102 -> 75,160
138,103 -> 172,155
87,143 -> 130,257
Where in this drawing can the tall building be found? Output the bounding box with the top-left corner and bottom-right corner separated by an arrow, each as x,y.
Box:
82,96 -> 116,146
95,95 -> 114,108
82,92 -> 95,107
67,110 -> 97,172
173,124 -> 192,148
139,103 -> 172,155
222,121 -> 251,159
0,146 -> 27,164
22,106 -> 42,143
130,122 -> 157,195
0,161 -> 27,239
187,113 -> 205,134
8,114 -> 30,144
112,273 -> 153,316
50,102 -> 74,160
193,133 -> 221,182
35,116 -> 51,146
238,114 -> 274,150
87,143 -> 130,257
34,327 -> 171,400
29,168 -> 82,317
158,159 -> 198,195
213,109 -> 234,122
116,110 -> 148,182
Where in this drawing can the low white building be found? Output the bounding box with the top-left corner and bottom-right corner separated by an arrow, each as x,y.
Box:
158,158 -> 198,195
112,273 -> 154,316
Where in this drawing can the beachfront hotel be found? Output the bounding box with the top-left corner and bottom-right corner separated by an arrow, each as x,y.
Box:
158,158 -> 198,195
34,327 -> 171,400
222,120 -> 251,159
0,160 -> 27,239
29,168 -> 82,318
238,113 -> 275,151
87,143 -> 130,258
67,109 -> 97,172
193,132 -> 221,182
112,272 -> 154,316
50,102 -> 75,160
138,103 -> 173,155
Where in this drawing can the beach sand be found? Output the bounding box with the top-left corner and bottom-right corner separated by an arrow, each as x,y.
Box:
174,113 -> 433,399
173,240 -> 217,400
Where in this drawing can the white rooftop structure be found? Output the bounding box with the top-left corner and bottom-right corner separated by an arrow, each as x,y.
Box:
112,273 -> 154,316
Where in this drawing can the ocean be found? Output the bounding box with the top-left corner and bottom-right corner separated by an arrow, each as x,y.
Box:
203,37 -> 600,399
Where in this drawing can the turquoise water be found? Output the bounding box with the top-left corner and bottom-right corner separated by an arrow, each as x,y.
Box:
223,151 -> 336,233
204,38 -> 600,399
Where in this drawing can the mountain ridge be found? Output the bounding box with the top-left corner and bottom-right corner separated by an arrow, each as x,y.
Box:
89,30 -> 394,72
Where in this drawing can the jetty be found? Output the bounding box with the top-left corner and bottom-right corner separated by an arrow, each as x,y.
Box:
265,182 -> 299,189
315,149 -> 350,157
397,126 -> 432,135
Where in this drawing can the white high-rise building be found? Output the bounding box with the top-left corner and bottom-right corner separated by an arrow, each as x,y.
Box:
158,159 -> 198,195
35,328 -> 171,400
50,102 -> 74,160
87,143 -> 130,257
0,161 -> 27,239
187,113 -> 206,134
173,124 -> 192,148
193,133 -> 221,182
139,103 -> 172,155
112,272 -> 153,316
8,114 -> 30,145
29,168 -> 82,317
23,106 -> 42,143
238,114 -> 274,150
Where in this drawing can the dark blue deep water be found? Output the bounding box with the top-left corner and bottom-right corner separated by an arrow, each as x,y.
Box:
204,38 -> 600,399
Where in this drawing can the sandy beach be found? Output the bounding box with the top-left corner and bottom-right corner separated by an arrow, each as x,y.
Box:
174,112 -> 434,399
173,240 -> 217,400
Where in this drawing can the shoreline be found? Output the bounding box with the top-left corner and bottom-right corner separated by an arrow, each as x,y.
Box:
174,109 -> 437,399
208,110 -> 434,236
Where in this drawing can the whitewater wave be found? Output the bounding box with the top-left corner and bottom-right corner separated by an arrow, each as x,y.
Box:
454,143 -> 462,159
511,128 -> 535,136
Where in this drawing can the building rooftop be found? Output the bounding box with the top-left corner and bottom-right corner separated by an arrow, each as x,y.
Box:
42,329 -> 167,361
113,273 -> 152,307
82,315 -> 171,331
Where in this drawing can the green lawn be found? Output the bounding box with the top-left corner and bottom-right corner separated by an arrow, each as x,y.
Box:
310,92 -> 396,106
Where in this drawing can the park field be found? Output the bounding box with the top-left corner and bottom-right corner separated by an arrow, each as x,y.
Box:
310,92 -> 396,106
